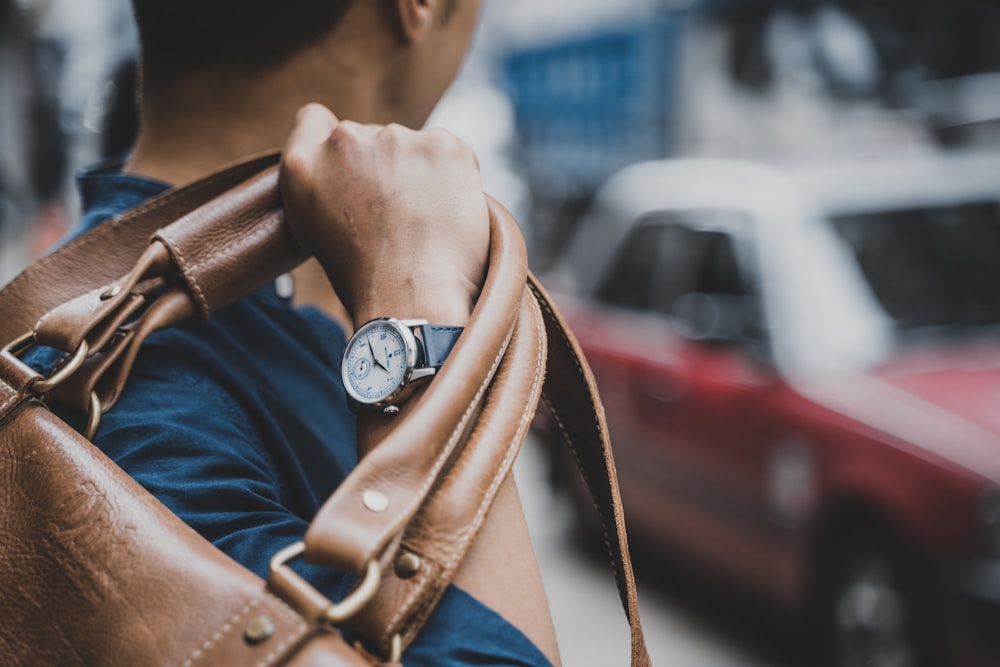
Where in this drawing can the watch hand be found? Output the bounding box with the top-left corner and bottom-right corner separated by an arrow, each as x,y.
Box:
368,337 -> 388,372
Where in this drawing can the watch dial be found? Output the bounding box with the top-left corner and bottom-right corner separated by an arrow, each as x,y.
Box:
345,322 -> 409,403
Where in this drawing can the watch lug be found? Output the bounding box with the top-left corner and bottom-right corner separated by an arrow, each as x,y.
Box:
409,367 -> 437,382
399,318 -> 430,328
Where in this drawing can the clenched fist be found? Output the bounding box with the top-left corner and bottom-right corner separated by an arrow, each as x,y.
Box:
280,103 -> 489,328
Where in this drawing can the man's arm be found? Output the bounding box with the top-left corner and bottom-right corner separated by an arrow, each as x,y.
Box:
280,103 -> 562,665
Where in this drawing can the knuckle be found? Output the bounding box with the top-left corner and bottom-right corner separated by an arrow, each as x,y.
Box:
381,122 -> 407,138
330,120 -> 362,143
378,123 -> 410,150
433,128 -> 472,156
327,121 -> 367,156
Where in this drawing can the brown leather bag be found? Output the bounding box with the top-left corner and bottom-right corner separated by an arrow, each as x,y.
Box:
0,155 -> 651,666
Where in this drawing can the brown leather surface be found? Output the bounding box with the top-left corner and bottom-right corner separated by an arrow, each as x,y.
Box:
346,292 -> 547,654
153,167 -> 306,318
303,197 -> 528,576
0,152 -> 281,349
0,403 -> 309,666
282,633 -> 373,667
32,242 -> 169,353
49,287 -> 198,414
0,350 -> 41,424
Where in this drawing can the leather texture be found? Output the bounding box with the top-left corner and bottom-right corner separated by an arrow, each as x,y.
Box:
0,155 -> 651,666
0,153 -> 283,347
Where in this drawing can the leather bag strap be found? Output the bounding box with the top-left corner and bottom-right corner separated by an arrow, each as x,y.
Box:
0,156 -> 650,665
531,275 -> 652,666
0,153 -> 284,347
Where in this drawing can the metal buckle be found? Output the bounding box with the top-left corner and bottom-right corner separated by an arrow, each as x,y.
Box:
31,339 -> 89,394
4,331 -> 101,441
270,541 -> 382,625
2,331 -> 36,357
84,391 -> 102,440
3,330 -> 89,395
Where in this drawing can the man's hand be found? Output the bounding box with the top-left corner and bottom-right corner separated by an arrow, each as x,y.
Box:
280,103 -> 489,327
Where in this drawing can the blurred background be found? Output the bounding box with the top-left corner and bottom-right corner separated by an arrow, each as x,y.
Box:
3,1 -> 1000,666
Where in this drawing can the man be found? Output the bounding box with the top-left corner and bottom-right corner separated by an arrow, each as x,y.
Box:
37,0 -> 560,664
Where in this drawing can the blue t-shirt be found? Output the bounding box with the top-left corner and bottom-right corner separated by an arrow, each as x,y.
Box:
32,160 -> 551,667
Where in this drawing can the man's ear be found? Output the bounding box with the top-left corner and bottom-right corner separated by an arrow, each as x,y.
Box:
394,0 -> 437,45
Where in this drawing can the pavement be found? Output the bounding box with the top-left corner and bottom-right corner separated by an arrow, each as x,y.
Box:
515,436 -> 780,667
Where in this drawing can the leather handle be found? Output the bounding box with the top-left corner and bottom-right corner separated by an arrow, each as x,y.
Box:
0,155 -> 652,666
0,153 -> 283,349
345,291 -> 548,654
302,196 -> 528,573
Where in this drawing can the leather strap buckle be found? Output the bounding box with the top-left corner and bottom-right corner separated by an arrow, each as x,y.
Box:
3,331 -> 102,440
4,331 -> 88,394
269,541 -> 381,625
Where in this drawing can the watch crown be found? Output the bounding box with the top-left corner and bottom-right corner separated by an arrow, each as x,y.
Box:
383,405 -> 400,416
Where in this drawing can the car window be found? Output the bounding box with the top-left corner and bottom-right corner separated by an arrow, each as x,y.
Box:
594,210 -> 759,320
594,220 -> 669,311
831,200 -> 1000,334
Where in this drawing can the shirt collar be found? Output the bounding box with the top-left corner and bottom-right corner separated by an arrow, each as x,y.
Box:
74,155 -> 172,237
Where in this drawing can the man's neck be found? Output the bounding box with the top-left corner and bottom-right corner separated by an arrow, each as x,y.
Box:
126,60 -> 379,186
124,54 -> 388,324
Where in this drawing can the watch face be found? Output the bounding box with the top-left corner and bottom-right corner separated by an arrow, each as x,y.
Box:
343,319 -> 414,405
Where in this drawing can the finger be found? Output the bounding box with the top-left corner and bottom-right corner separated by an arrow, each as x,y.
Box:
284,103 -> 340,154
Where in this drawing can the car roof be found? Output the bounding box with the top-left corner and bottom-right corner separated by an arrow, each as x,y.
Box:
594,151 -> 1000,222
555,151 -> 1000,295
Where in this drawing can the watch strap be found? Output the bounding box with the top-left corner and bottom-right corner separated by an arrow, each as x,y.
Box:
417,325 -> 463,369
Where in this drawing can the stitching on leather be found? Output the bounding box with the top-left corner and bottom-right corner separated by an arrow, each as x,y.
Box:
387,294 -> 547,646
162,235 -> 211,316
528,282 -> 623,598
0,165 -> 240,307
445,295 -> 545,561
0,375 -> 20,414
0,159 -> 273,322
183,218 -> 278,311
362,321 -> 515,565
381,562 -> 434,646
182,595 -> 300,667
34,304 -> 57,335
257,593 -> 310,667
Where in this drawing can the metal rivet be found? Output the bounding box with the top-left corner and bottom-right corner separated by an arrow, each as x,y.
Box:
274,273 -> 295,299
362,490 -> 389,513
395,552 -> 421,579
100,285 -> 122,300
243,615 -> 275,645
383,405 -> 400,416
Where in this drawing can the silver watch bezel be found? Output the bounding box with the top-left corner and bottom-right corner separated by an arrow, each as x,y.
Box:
342,317 -> 430,409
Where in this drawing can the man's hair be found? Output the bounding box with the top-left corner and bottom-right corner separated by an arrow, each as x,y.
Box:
131,0 -> 356,83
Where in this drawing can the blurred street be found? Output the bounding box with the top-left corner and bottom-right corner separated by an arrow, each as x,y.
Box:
516,435 -> 782,667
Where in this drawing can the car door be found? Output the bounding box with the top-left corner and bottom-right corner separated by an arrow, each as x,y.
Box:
585,210 -> 792,589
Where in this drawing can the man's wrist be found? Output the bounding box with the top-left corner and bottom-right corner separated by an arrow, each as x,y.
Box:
352,286 -> 474,330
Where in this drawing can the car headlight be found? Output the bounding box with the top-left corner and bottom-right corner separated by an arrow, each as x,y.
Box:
980,485 -> 1000,557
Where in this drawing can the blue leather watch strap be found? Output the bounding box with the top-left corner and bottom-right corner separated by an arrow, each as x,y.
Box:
417,325 -> 463,369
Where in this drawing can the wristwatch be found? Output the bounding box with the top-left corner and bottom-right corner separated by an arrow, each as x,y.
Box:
342,318 -> 463,413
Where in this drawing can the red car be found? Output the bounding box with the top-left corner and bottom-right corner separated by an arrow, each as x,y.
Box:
539,154 -> 1000,667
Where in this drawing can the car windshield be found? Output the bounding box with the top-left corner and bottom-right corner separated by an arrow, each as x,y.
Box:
831,201 -> 1000,338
